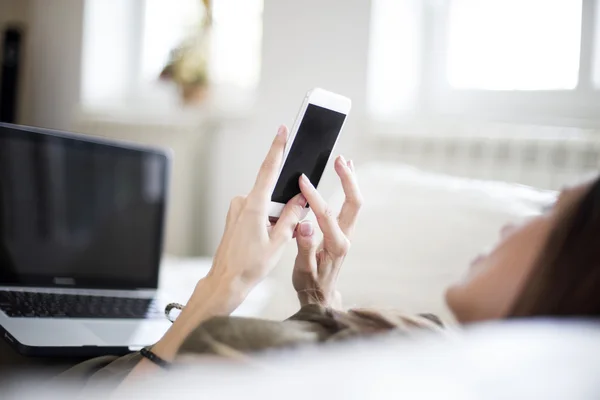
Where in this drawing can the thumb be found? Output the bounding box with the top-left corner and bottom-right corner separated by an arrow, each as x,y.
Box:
295,221 -> 318,270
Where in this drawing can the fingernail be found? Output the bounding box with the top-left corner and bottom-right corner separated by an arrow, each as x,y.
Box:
300,173 -> 311,185
296,194 -> 307,205
299,221 -> 313,237
339,155 -> 347,166
349,160 -> 355,171
277,125 -> 286,137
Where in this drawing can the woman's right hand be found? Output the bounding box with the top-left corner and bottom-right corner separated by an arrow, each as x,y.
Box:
140,125 -> 305,366
292,155 -> 362,309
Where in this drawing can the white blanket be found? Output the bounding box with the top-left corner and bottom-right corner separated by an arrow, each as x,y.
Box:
263,163 -> 556,322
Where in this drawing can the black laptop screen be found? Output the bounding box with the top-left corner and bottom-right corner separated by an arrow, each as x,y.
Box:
0,125 -> 168,289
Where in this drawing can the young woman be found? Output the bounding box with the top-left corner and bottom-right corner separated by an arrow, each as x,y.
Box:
4,125 -> 600,388
115,124 -> 600,381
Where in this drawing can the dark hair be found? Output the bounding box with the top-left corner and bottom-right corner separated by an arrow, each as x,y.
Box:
510,176 -> 600,318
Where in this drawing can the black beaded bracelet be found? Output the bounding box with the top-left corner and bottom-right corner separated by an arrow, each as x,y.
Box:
140,347 -> 171,369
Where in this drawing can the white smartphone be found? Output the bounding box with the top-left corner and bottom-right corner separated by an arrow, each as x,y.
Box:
268,88 -> 352,220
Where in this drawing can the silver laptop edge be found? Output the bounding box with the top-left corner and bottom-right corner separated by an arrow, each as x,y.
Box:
0,123 -> 172,356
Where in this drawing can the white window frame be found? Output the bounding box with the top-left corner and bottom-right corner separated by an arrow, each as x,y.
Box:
413,0 -> 600,126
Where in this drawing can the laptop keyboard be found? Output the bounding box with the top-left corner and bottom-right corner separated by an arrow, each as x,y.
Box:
0,291 -> 163,319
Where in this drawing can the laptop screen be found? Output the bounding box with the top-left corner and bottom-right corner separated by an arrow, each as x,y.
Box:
0,124 -> 168,289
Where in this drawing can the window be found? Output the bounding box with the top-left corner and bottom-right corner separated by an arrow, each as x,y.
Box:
209,0 -> 263,89
140,0 -> 203,83
140,0 -> 263,89
447,0 -> 582,90
82,0 -> 263,108
367,0 -> 422,117
368,0 -> 600,124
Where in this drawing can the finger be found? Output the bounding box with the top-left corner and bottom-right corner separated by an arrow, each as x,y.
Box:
335,156 -> 363,237
215,195 -> 246,262
271,193 -> 307,243
294,221 -> 318,273
225,196 -> 246,231
248,125 -> 288,209
348,159 -> 355,172
298,173 -> 348,254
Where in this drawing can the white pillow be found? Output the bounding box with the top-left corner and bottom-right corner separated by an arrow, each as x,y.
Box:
261,163 -> 556,323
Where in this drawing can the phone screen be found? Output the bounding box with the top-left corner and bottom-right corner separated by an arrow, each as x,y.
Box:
271,104 -> 347,204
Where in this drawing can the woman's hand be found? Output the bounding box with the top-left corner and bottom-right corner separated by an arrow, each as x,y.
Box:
292,155 -> 362,309
146,125 -> 306,364
198,125 -> 309,313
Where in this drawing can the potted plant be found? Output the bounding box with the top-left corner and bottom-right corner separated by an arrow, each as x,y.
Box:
160,0 -> 212,106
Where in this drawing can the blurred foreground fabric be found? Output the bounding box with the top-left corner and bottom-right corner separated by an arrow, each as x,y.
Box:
4,320 -> 600,399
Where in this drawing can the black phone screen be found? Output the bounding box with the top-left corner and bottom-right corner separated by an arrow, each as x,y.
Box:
271,104 -> 347,204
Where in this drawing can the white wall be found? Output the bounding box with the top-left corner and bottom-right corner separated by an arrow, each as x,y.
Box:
205,0 -> 372,253
0,1 -> 29,33
22,0 -> 84,130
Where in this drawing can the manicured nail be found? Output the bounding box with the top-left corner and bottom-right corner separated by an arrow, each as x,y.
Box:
296,194 -> 307,205
299,221 -> 314,236
300,173 -> 311,185
277,125 -> 287,137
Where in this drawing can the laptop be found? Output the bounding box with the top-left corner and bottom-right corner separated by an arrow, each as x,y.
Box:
0,123 -> 173,357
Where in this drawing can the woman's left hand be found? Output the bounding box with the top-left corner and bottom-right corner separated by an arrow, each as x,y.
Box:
292,155 -> 362,309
